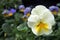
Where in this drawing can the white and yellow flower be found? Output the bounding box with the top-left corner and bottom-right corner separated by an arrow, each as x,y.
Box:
27,5 -> 55,36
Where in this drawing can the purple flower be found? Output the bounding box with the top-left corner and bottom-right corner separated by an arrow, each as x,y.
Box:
2,9 -> 9,14
49,6 -> 59,12
24,7 -> 31,15
18,5 -> 25,9
9,9 -> 16,14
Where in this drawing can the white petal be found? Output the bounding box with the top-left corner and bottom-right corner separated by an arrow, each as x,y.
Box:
43,29 -> 53,35
27,22 -> 35,28
30,22 -> 52,36
31,26 -> 52,36
27,15 -> 41,28
47,24 -> 52,30
31,8 -> 41,15
31,5 -> 47,15
28,15 -> 40,22
42,9 -> 55,26
35,5 -> 47,10
31,27 -> 44,36
42,24 -> 52,35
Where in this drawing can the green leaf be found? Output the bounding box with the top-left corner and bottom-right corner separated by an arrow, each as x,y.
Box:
0,31 -> 3,36
17,22 -> 28,32
26,36 -> 35,40
0,38 -> 4,40
5,19 -> 15,23
5,36 -> 15,40
2,23 -> 12,33
14,13 -> 23,21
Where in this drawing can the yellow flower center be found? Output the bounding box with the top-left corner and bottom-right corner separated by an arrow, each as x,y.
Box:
20,9 -> 24,12
4,13 -> 9,17
21,18 -> 27,21
8,13 -> 13,16
52,11 -> 57,15
26,13 -> 30,17
35,22 -> 48,33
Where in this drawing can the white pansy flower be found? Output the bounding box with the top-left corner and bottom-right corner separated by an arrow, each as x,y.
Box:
27,5 -> 55,36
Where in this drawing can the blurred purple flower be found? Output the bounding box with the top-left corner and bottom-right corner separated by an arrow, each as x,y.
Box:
49,6 -> 59,12
2,9 -> 9,14
18,5 -> 25,9
9,9 -> 16,14
24,7 -> 31,15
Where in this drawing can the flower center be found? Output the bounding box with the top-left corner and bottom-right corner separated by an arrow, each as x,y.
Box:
52,10 -> 57,15
8,13 -> 13,16
20,9 -> 24,12
35,22 -> 48,33
26,13 -> 30,17
4,13 -> 8,17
